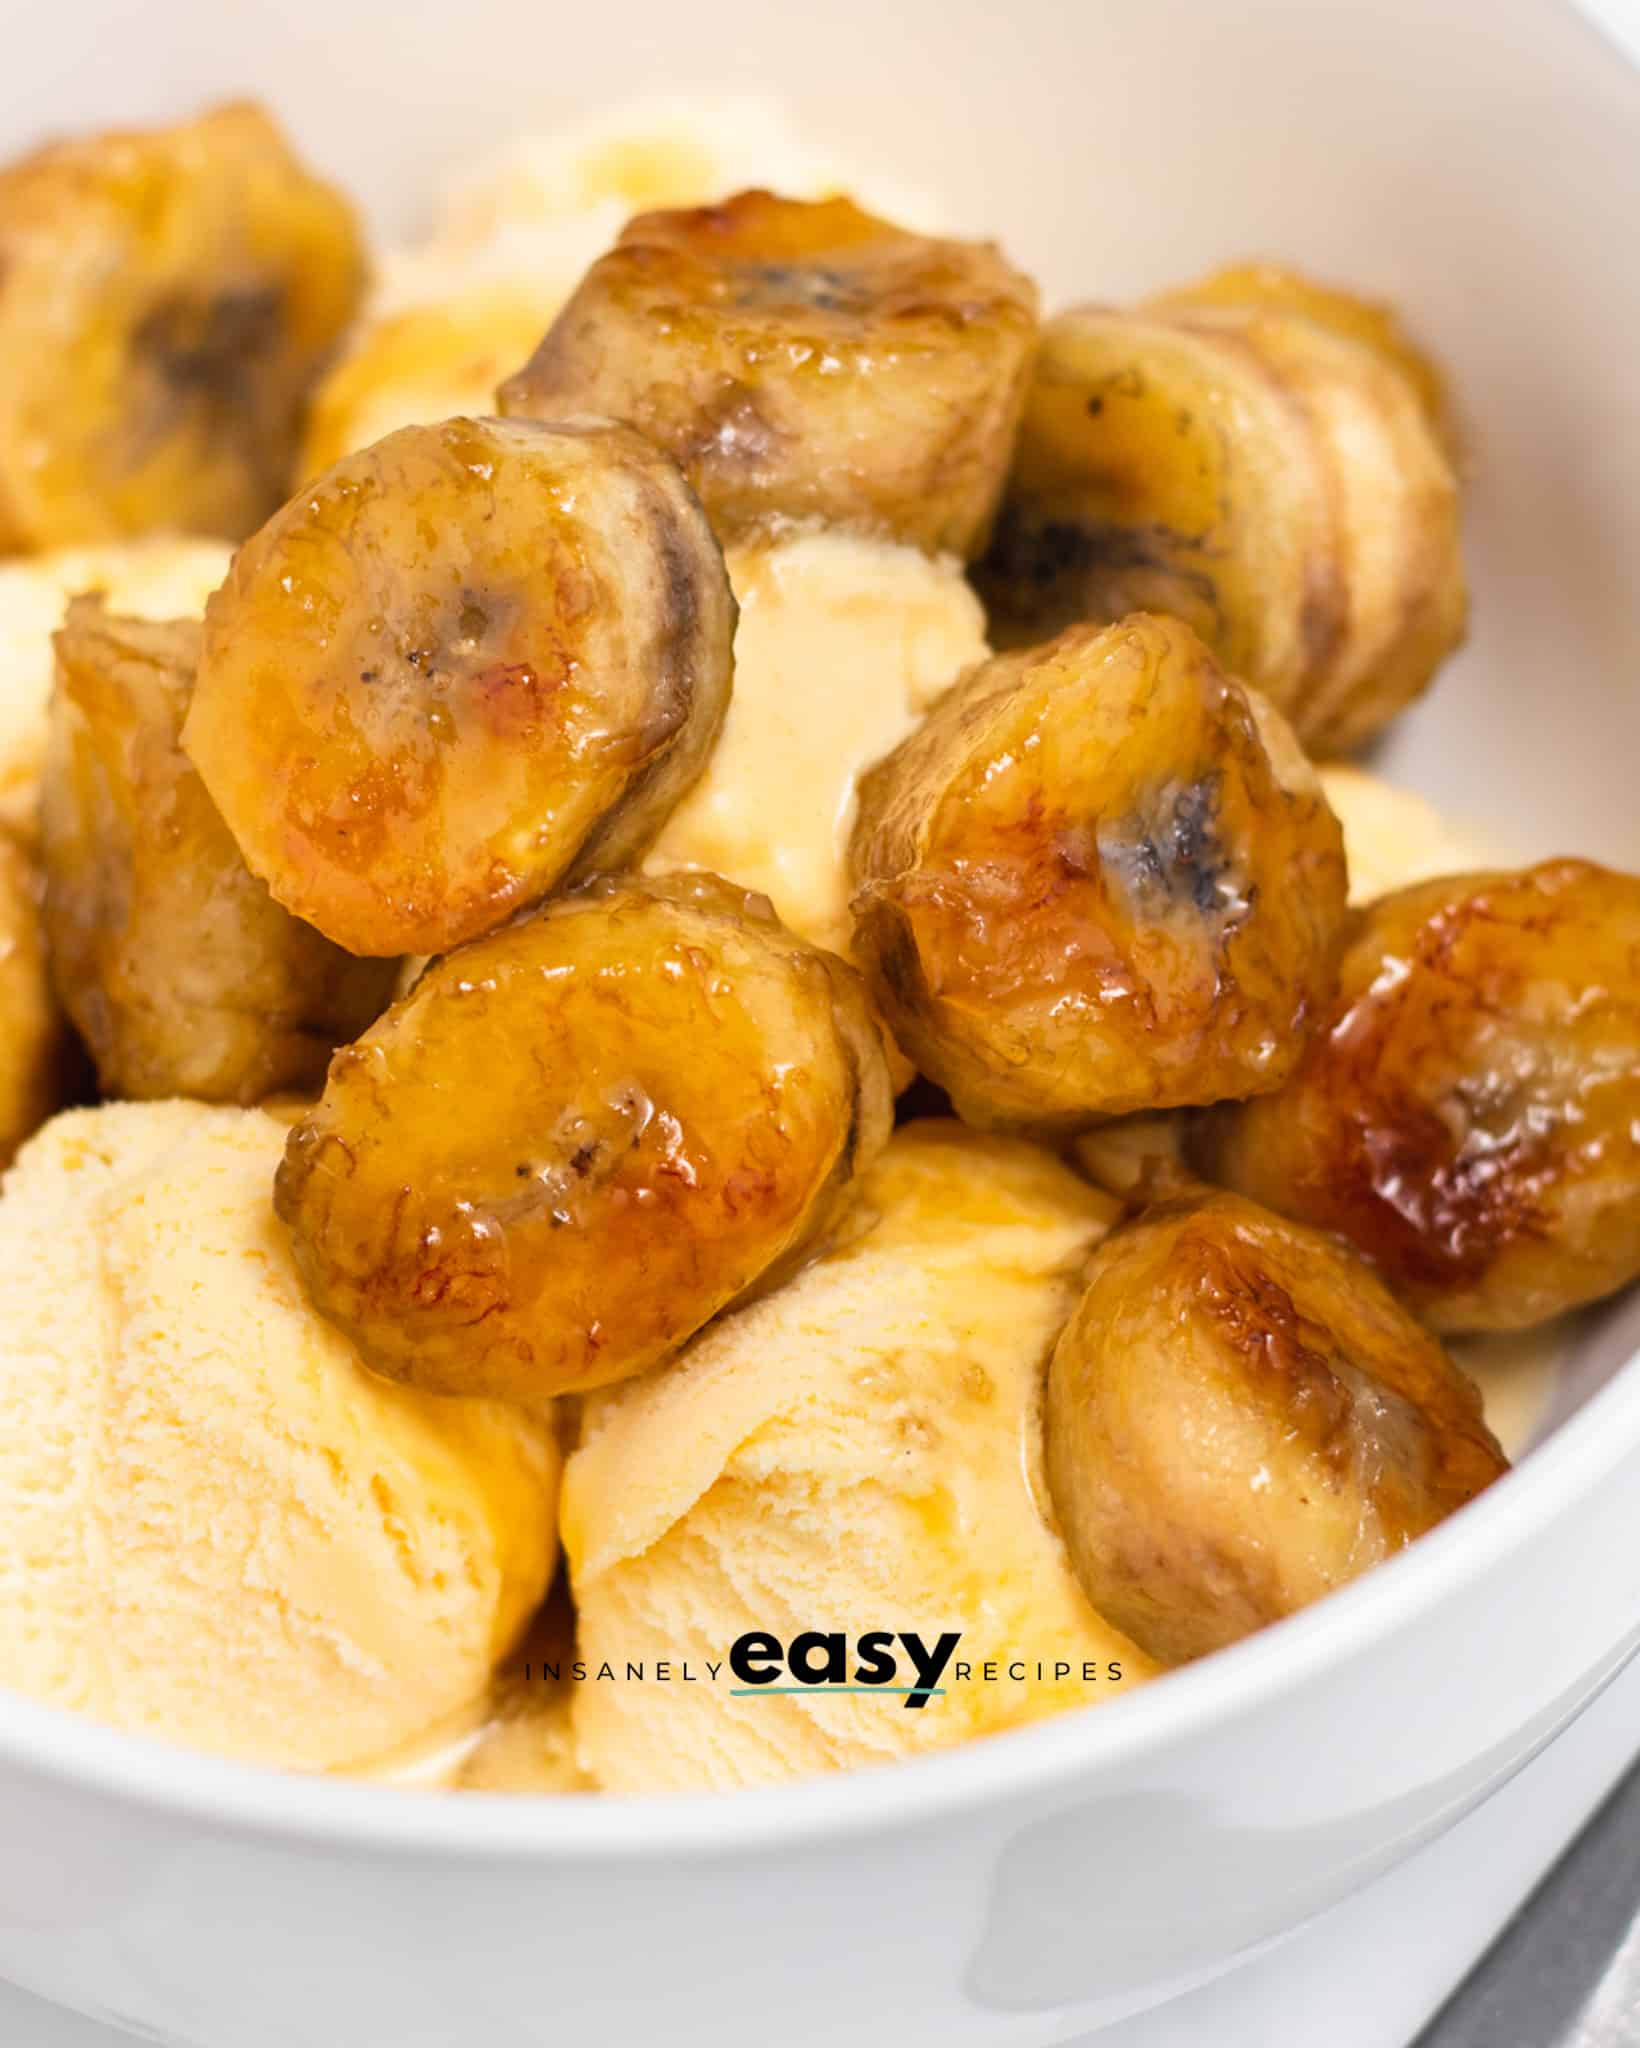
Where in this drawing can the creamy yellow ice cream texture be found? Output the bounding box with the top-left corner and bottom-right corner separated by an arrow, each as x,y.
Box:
1320,763 -> 1504,904
457,1588 -> 591,1794
0,538 -> 232,841
305,96 -> 939,480
562,1122 -> 1155,1793
643,533 -> 990,957
0,1101 -> 560,1771
296,287 -> 565,482
407,94 -> 941,292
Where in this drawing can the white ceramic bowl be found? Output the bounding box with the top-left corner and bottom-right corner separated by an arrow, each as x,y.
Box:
3,3 -> 1639,2043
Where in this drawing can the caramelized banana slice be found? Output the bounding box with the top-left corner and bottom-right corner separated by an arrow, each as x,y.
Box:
975,289 -> 1465,755
1149,262 -> 1457,457
849,614 -> 1348,1129
183,416 -> 736,957
1046,1191 -> 1507,1664
1196,861 -> 1640,1332
0,102 -> 365,553
275,872 -> 894,1403
498,190 -> 1038,557
0,828 -> 71,1164
40,599 -> 395,1103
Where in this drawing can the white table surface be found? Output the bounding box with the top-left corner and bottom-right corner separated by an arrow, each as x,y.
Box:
1081,1650 -> 1640,2048
2,1649 -> 1636,2048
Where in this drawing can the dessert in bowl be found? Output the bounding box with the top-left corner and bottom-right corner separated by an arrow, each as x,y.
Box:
0,3 -> 1637,2042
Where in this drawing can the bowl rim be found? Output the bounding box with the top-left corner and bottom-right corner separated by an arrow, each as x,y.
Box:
2,1307 -> 1637,1862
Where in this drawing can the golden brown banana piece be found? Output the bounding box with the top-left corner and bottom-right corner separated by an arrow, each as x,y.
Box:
40,600 -> 396,1103
0,828 -> 73,1165
849,614 -> 1348,1129
275,872 -> 894,1404
1046,1191 -> 1508,1665
1196,860 -> 1640,1333
499,190 -> 1038,558
1149,262 -> 1458,458
183,416 -> 736,958
974,278 -> 1465,755
0,102 -> 365,554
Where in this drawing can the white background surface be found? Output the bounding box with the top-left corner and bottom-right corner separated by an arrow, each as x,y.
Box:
1,1 -> 1636,2042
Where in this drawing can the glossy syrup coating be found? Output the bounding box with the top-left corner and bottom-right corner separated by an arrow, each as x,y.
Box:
0,826 -> 72,1165
974,284 -> 1465,755
275,872 -> 895,1404
499,190 -> 1038,558
182,415 -> 736,957
849,613 -> 1348,1130
1045,1190 -> 1508,1665
1196,861 -> 1640,1332
0,102 -> 365,553
1148,262 -> 1458,458
39,599 -> 396,1103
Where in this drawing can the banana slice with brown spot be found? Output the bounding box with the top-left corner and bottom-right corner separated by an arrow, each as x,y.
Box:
0,102 -> 365,553
275,871 -> 894,1405
975,283 -> 1465,755
849,613 -> 1348,1130
1045,1190 -> 1508,1665
40,599 -> 396,1103
498,190 -> 1038,558
1195,860 -> 1640,1333
183,415 -> 736,958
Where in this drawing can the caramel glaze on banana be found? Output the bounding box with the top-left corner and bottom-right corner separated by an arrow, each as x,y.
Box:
1195,860 -> 1640,1332
1046,1190 -> 1508,1664
183,415 -> 736,958
41,599 -> 396,1103
276,872 -> 895,1405
975,271 -> 1465,756
849,613 -> 1348,1130
500,190 -> 1038,559
1149,262 -> 1459,459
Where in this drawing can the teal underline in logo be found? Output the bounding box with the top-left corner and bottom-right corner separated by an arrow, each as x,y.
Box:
729,1685 -> 945,1697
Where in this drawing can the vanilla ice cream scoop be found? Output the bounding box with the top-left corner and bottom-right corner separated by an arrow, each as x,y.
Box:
1319,763 -> 1504,904
308,96 -> 938,481
412,94 -> 940,281
562,1121 -> 1156,1793
0,1101 -> 559,1772
642,532 -> 989,958
296,287 -> 566,481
